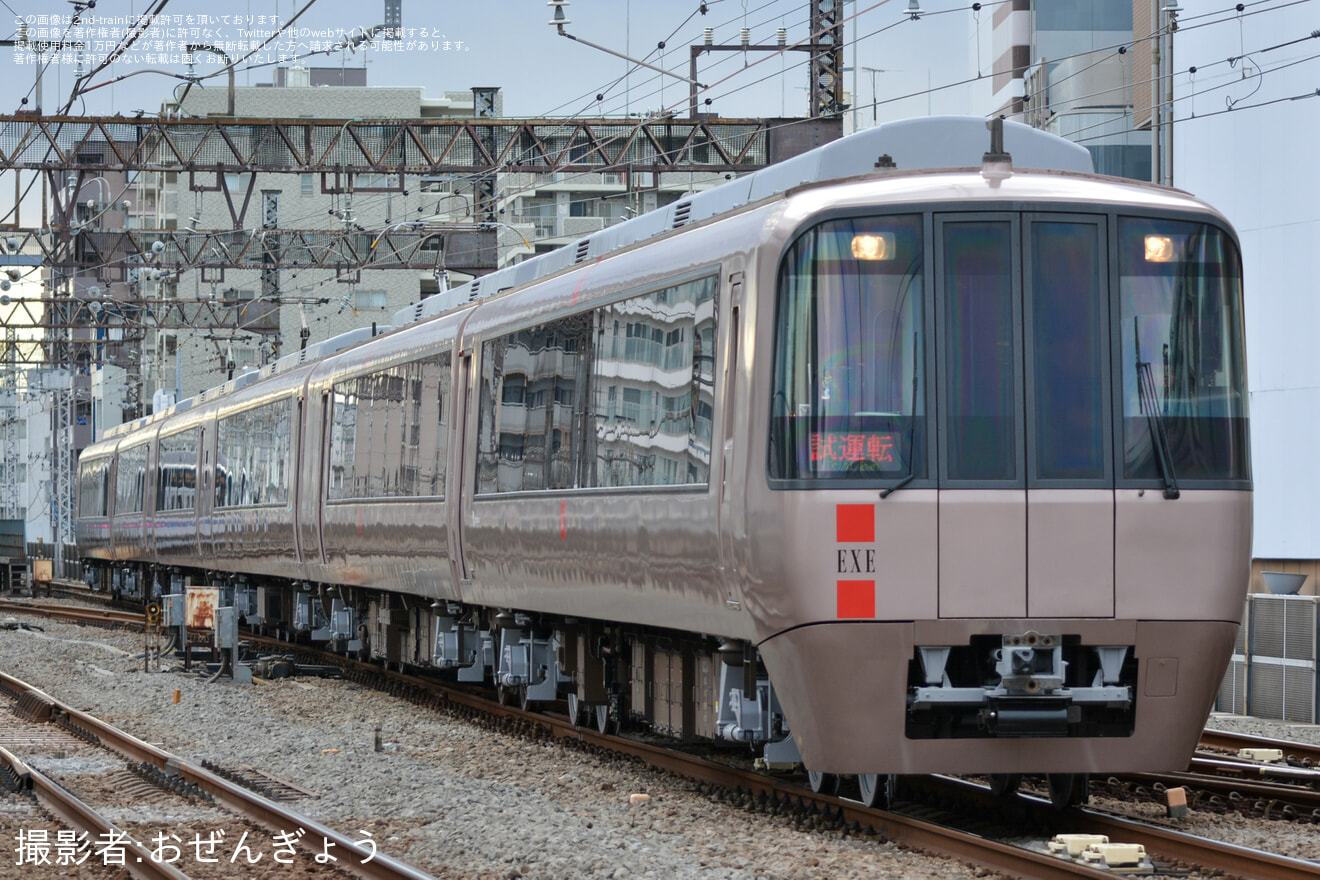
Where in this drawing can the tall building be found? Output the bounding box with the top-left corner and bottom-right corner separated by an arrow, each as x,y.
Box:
137,71 -> 507,404
990,0 -> 1152,180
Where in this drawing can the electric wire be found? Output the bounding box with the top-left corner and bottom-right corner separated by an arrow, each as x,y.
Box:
10,0 -> 1320,382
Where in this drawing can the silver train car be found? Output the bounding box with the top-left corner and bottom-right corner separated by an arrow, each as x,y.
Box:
77,118 -> 1251,807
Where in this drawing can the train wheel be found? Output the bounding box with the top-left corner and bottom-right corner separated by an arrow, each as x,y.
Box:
497,682 -> 523,707
807,770 -> 839,796
989,774 -> 1022,797
567,693 -> 584,726
1046,773 -> 1090,810
594,704 -> 616,735
856,773 -> 899,809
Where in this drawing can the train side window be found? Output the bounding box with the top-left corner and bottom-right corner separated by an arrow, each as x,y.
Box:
474,274 -> 716,495
77,457 -> 110,519
216,399 -> 291,507
327,351 -> 451,501
592,274 -> 717,488
156,427 -> 201,511
114,443 -> 150,514
476,313 -> 594,494
328,383 -> 358,499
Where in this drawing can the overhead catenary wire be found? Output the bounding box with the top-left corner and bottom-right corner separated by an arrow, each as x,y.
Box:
491,0 -> 900,214
8,0 -> 1314,367
168,0 -> 1310,263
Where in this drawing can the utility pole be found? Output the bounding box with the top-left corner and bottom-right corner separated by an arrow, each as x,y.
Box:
260,191 -> 281,362
809,0 -> 847,117
1160,0 -> 1179,186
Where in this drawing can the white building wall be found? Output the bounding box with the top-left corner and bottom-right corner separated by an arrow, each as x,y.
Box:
1175,7 -> 1320,559
155,86 -> 438,400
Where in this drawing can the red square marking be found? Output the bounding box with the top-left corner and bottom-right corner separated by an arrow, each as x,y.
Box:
836,504 -> 874,543
836,580 -> 875,619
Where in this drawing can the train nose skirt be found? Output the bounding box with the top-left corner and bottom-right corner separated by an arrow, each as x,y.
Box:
906,636 -> 1136,739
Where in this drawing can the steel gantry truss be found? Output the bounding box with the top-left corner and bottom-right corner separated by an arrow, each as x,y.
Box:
809,1 -> 847,118
0,110 -> 838,572
0,113 -> 835,365
0,115 -> 788,176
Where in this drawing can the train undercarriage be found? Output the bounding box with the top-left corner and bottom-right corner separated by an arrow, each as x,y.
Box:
85,560 -> 1101,809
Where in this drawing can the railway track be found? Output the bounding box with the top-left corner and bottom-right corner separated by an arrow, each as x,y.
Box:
1,596 -> 144,627
0,669 -> 436,880
0,737 -> 188,880
243,636 -> 1320,879
1200,727 -> 1320,767
6,596 -> 1320,879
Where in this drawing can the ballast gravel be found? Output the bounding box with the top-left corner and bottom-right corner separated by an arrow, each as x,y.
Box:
1,616 -> 992,880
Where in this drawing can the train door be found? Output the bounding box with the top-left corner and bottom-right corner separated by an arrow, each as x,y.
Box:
194,427 -> 205,558
292,396 -> 305,564
145,432 -> 159,562
448,350 -> 474,599
718,274 -> 746,610
1021,215 -> 1113,618
934,213 -> 1114,619
199,421 -> 215,562
316,389 -> 330,566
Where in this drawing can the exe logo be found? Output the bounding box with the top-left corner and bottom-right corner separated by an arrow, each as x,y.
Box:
835,504 -> 876,619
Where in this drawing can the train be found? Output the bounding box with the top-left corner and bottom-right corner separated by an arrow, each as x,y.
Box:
77,116 -> 1252,809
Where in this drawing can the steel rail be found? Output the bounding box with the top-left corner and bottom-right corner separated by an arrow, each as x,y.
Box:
255,635 -> 1320,880
0,671 -> 436,880
928,776 -> 1320,880
1062,804 -> 1320,880
246,641 -> 1116,880
530,716 -> 1112,879
1202,728 -> 1320,767
1117,768 -> 1320,814
0,599 -> 142,626
10,604 -> 1317,877
0,744 -> 190,880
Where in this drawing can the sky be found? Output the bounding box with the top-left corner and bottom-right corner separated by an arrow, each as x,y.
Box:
3,0 -> 992,125
0,0 -> 993,346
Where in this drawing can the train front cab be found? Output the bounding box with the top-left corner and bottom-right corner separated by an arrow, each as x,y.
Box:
750,187 -> 1252,778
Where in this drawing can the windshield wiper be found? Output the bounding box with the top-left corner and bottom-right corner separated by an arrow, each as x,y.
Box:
880,472 -> 914,499
1134,321 -> 1180,500
881,332 -> 920,500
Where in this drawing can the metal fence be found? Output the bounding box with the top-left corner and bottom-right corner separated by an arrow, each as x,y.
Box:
1217,594 -> 1319,724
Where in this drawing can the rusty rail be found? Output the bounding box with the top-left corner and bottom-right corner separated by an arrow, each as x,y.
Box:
0,671 -> 435,880
0,599 -> 142,627
0,744 -> 191,880
7,601 -> 1319,878
1201,728 -> 1320,767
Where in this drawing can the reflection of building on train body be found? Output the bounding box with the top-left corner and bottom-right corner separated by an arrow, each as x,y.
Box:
75,118 -> 1251,811
478,276 -> 717,495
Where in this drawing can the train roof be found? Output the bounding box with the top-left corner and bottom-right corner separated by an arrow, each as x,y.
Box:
399,116 -> 1093,325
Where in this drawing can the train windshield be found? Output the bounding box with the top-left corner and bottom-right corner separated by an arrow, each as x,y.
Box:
769,214 -> 925,481
771,211 -> 1247,488
1119,218 -> 1248,482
